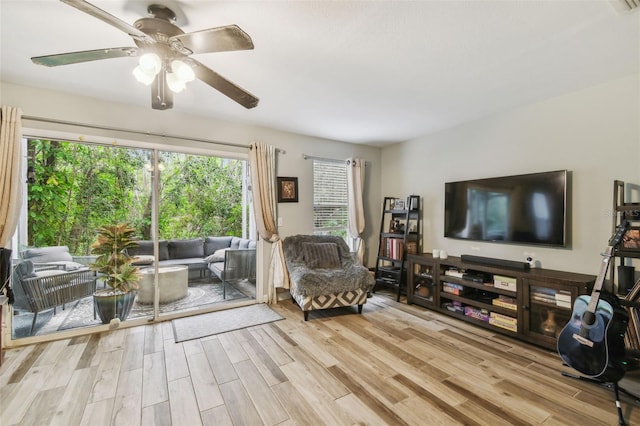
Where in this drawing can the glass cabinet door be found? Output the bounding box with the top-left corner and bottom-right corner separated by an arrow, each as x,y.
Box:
526,280 -> 576,344
409,260 -> 436,306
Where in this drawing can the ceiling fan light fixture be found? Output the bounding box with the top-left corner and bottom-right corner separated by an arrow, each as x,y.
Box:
166,72 -> 186,93
133,52 -> 161,85
132,65 -> 156,85
171,60 -> 195,82
138,52 -> 162,74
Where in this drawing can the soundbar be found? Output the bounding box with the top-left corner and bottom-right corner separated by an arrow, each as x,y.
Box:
460,255 -> 530,271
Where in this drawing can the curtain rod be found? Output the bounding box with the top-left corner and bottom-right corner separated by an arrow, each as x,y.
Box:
21,115 -> 267,151
302,154 -> 369,165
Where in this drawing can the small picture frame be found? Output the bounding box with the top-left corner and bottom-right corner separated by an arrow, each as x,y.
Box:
395,199 -> 405,210
277,177 -> 298,203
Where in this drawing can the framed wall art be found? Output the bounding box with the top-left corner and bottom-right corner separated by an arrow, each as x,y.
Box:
277,177 -> 298,203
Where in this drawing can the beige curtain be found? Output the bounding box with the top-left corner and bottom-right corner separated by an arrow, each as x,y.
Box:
0,106 -> 23,248
248,142 -> 288,303
347,158 -> 366,264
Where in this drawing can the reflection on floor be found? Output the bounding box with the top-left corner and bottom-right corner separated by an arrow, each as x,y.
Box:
12,277 -> 256,339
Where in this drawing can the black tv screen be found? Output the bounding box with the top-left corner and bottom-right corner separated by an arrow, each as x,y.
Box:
444,170 -> 568,247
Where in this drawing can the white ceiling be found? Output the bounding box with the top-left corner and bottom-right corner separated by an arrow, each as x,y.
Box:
1,0 -> 639,146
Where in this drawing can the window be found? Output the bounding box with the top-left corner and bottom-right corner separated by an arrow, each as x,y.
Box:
312,160 -> 348,239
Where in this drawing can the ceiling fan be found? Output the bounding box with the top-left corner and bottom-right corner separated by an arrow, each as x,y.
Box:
31,0 -> 259,111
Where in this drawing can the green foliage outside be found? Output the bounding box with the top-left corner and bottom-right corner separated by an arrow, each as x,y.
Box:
27,139 -> 246,255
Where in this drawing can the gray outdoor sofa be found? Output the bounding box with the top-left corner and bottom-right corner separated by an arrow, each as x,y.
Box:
127,236 -> 256,280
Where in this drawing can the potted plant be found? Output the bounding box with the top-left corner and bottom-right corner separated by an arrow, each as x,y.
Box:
90,223 -> 141,324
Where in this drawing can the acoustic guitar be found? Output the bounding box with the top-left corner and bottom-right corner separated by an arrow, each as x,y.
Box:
557,220 -> 630,383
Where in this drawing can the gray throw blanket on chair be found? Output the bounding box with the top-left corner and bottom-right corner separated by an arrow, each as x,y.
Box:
282,234 -> 374,299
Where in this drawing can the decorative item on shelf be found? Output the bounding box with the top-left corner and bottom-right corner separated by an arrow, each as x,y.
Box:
623,228 -> 640,249
416,283 -> 430,298
409,196 -> 419,211
540,307 -> 559,337
389,198 -> 396,210
395,199 -> 405,210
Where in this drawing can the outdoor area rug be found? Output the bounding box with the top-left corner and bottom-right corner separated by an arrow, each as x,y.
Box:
54,283 -> 248,332
172,304 -> 283,342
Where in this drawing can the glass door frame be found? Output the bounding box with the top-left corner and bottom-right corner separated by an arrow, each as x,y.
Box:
5,128 -> 260,348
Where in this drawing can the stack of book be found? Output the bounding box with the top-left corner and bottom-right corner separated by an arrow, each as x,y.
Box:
554,290 -> 572,309
492,295 -> 517,311
623,278 -> 640,350
489,312 -> 518,332
464,306 -> 490,322
444,269 -> 464,278
531,287 -> 571,308
442,282 -> 466,296
380,238 -> 404,260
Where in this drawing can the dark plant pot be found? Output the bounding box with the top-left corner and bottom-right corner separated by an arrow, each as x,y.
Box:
93,289 -> 136,324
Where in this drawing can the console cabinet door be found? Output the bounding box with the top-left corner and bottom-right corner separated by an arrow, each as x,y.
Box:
522,278 -> 579,348
407,257 -> 437,307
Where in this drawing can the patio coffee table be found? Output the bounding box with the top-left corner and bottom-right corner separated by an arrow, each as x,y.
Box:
137,265 -> 188,304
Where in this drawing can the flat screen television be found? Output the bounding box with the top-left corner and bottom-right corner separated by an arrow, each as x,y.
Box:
444,170 -> 568,247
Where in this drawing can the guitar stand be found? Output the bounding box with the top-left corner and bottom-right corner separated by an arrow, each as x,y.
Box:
561,370 -> 640,425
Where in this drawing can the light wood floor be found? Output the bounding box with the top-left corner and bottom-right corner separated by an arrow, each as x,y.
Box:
1,291 -> 639,426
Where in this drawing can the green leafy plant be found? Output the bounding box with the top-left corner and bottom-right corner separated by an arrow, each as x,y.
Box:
89,223 -> 141,293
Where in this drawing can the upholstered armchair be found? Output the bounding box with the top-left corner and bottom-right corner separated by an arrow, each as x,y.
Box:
282,234 -> 374,321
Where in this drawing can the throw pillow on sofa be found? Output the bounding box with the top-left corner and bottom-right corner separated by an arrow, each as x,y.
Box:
168,238 -> 204,259
128,240 -> 170,261
22,245 -> 73,263
205,248 -> 229,263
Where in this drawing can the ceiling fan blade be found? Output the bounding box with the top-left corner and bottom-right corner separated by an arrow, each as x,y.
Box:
31,47 -> 139,67
61,0 -> 155,44
189,59 -> 259,109
169,25 -> 254,55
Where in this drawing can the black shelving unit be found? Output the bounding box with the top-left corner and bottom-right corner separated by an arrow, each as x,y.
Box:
611,180 -> 640,292
611,180 -> 640,350
374,195 -> 421,301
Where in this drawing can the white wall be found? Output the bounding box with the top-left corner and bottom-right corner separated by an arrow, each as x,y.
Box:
381,73 -> 640,276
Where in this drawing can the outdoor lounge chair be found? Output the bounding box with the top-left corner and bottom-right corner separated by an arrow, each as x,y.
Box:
209,248 -> 256,299
12,260 -> 96,335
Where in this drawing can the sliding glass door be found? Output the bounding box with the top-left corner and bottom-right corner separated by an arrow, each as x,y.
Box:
11,137 -> 255,340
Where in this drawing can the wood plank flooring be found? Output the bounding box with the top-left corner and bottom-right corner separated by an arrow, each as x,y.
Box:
1,291 -> 639,425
